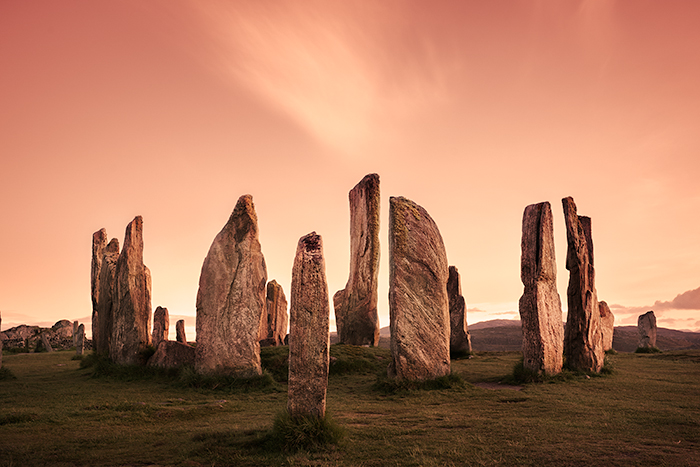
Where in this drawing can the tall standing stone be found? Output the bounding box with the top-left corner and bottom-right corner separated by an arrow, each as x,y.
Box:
72,321 -> 79,348
288,232 -> 330,418
111,216 -> 152,365
175,319 -> 187,344
334,174 -> 381,346
599,301 -> 615,351
447,266 -> 472,355
518,202 -> 564,375
388,196 -> 450,381
195,195 -> 267,377
76,324 -> 85,356
96,238 -> 119,355
562,197 -> 604,373
638,311 -> 657,349
152,306 -> 169,349
91,229 -> 107,352
260,280 -> 288,347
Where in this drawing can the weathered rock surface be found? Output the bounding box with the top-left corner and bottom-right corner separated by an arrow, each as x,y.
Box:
562,197 -> 604,373
91,228 -> 107,352
111,216 -> 152,365
51,320 -> 73,338
260,280 -> 288,347
175,319 -> 187,344
76,324 -> 85,355
518,202 -> 564,375
0,321 -> 92,352
334,174 -> 381,346
638,310 -> 657,349
448,266 -> 472,355
96,238 -> 119,355
40,332 -> 54,352
388,196 -> 450,381
288,232 -> 330,418
148,340 -> 195,369
195,195 -> 267,377
599,301 -> 615,351
152,306 -> 169,349
72,321 -> 79,348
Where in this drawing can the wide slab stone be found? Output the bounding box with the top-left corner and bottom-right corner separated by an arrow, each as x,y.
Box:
111,216 -> 152,365
638,310 -> 657,349
195,195 -> 267,377
334,174 -> 381,346
448,266 -> 472,355
518,202 -> 564,375
260,280 -> 288,347
96,238 -> 119,355
288,232 -> 330,418
388,196 -> 450,381
91,229 -> 107,352
562,197 -> 604,373
599,301 -> 615,351
148,340 -> 195,369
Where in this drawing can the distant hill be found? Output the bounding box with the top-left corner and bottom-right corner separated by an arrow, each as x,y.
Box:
470,319 -> 521,330
612,326 -> 700,352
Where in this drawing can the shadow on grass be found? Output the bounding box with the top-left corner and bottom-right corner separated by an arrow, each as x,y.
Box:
372,372 -> 466,394
504,355 -> 615,385
0,366 -> 17,381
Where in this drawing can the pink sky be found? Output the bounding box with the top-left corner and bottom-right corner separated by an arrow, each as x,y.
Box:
1,1 -> 699,338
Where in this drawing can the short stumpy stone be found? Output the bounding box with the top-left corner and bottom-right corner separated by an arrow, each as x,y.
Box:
334,173 -> 381,346
96,238 -> 119,355
518,202 -> 564,375
148,340 -> 195,369
562,197 -> 604,373
638,311 -> 657,349
260,280 -> 288,347
175,319 -> 187,344
288,232 -> 330,418
76,324 -> 85,356
152,306 -> 169,349
195,195 -> 267,377
111,216 -> 152,365
388,196 -> 450,381
91,228 -> 107,352
599,301 -> 615,351
448,266 -> 472,355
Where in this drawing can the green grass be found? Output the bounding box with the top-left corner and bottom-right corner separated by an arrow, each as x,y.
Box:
635,346 -> 663,354
0,348 -> 699,466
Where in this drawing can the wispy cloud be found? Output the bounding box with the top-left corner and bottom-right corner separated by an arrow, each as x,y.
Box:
608,286 -> 700,331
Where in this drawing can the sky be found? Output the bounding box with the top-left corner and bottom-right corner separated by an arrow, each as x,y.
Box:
1,0 -> 699,339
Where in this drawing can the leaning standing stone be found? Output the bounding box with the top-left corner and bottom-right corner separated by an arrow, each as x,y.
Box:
175,319 -> 187,344
195,195 -> 267,377
333,173 -> 381,346
638,311 -> 657,349
91,228 -> 107,352
97,238 -> 119,355
518,202 -> 564,375
76,324 -> 85,356
562,197 -> 604,373
599,301 -> 615,351
288,232 -> 330,418
388,196 -> 450,381
448,266 -> 472,355
111,216 -> 152,365
152,306 -> 169,349
40,332 -> 54,353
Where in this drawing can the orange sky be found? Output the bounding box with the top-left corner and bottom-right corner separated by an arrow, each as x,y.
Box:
1,1 -> 699,338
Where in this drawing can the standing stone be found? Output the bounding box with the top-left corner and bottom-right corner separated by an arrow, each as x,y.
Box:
195,195 -> 267,377
147,340 -> 195,369
76,324 -> 85,356
599,301 -> 615,351
388,196 -> 450,381
111,216 -> 152,365
448,266 -> 472,355
72,321 -> 79,348
152,306 -> 169,349
40,332 -> 54,352
638,311 -> 657,349
1,311 -> 3,367
562,197 -> 604,373
91,229 -> 107,352
288,232 -> 330,418
518,202 -> 564,375
334,174 -> 381,346
96,238 -> 119,355
260,280 -> 288,347
175,319 -> 187,344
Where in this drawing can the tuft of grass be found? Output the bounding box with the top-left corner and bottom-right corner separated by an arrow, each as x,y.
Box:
635,346 -> 662,354
329,344 -> 390,376
506,354 -> 615,385
450,349 -> 474,360
267,410 -> 345,452
0,366 -> 17,380
0,412 -> 36,425
260,345 -> 290,382
605,348 -> 618,355
372,372 -> 465,394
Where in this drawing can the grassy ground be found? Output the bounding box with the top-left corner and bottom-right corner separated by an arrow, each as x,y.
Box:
1,347 -> 699,466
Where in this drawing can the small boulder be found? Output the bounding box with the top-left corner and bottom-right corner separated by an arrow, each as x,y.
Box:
638,311 -> 657,349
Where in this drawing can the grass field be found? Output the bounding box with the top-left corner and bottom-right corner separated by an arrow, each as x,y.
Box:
1,347 -> 699,466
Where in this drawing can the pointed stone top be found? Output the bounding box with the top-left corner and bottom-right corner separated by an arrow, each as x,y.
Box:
105,238 -> 120,255
357,173 -> 380,189
93,228 -> 107,242
231,195 -> 258,241
448,266 -> 462,297
299,232 -> 323,254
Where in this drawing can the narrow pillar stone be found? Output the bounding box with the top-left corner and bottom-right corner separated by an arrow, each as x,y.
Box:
175,319 -> 187,344
97,239 -> 119,355
562,197 -> 604,373
334,173 -> 381,346
518,201 -> 564,375
288,232 -> 330,418
72,320 -> 79,348
76,324 -> 85,356
91,228 -> 107,352
152,306 -> 169,349
448,266 -> 472,355
638,311 -> 657,349
599,301 -> 615,351
260,280 -> 288,346
195,195 -> 267,377
388,196 -> 450,381
111,216 -> 152,365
